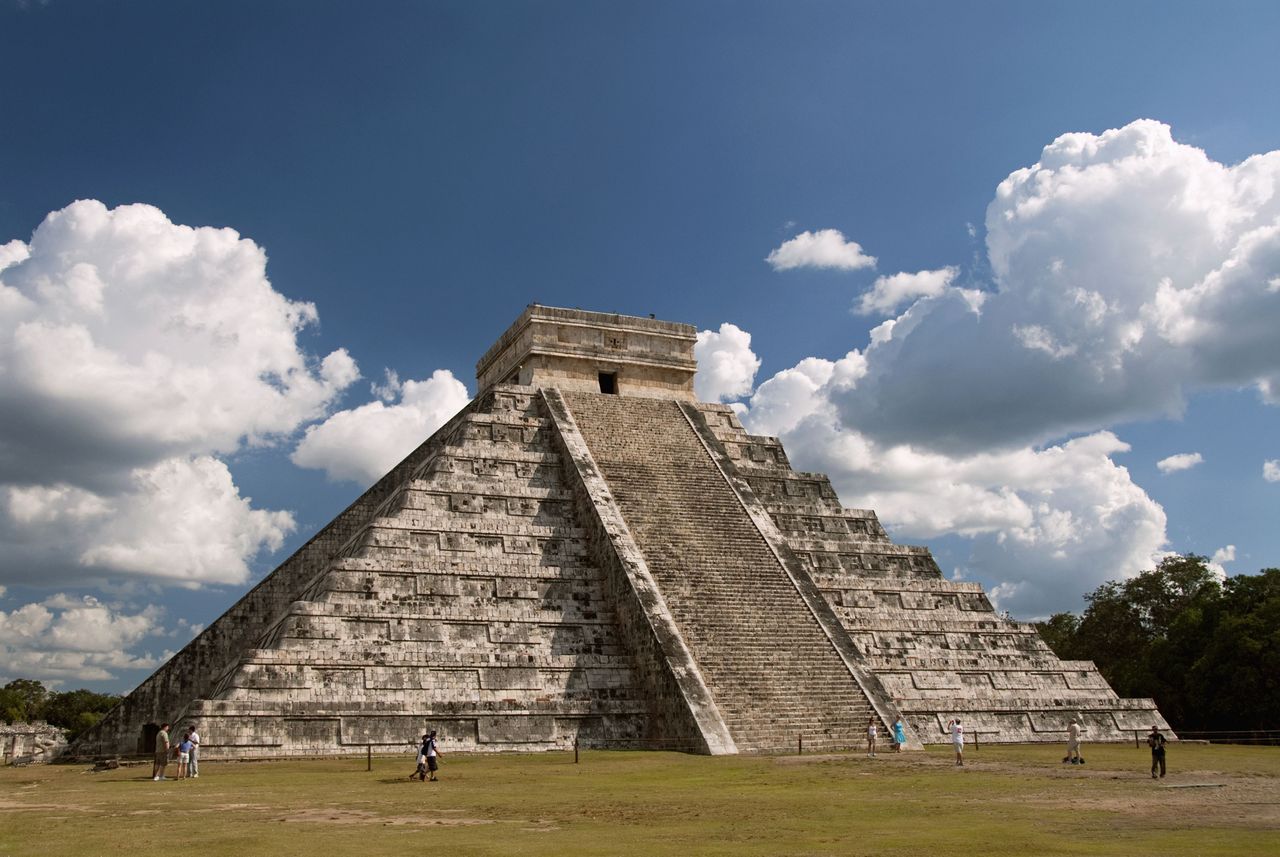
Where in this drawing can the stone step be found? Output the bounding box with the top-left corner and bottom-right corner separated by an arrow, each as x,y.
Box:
564,391 -> 883,748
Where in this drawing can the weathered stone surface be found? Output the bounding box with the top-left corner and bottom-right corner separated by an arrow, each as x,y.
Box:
68,306 -> 1170,759
2,722 -> 67,764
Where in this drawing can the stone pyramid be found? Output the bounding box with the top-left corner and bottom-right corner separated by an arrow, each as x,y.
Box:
73,306 -> 1170,759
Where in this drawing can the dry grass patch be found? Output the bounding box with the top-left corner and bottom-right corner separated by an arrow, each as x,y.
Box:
0,743 -> 1275,856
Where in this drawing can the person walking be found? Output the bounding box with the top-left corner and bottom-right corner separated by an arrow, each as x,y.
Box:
424,730 -> 441,782
866,718 -> 878,758
410,734 -> 429,782
187,724 -> 201,778
1064,718 -> 1084,765
152,723 -> 171,781
893,717 -> 907,753
948,718 -> 964,766
1148,725 -> 1167,779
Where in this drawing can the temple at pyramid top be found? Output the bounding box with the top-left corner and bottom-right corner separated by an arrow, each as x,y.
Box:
476,304 -> 699,399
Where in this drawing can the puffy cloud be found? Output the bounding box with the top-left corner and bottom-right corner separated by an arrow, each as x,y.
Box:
1156,452 -> 1204,474
0,456 -> 293,587
694,323 -> 762,403
0,201 -> 351,588
0,201 -> 360,480
1208,545 -> 1236,579
739,362 -> 1167,618
766,229 -> 877,271
0,594 -> 171,684
1265,459 -> 1280,482
829,120 -> 1280,455
857,267 -> 959,316
292,370 -> 471,484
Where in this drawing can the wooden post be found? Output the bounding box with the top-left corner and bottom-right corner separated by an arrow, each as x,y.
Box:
974,731 -> 979,751
798,733 -> 803,755
574,737 -> 579,765
366,744 -> 372,772
1135,729 -> 1140,749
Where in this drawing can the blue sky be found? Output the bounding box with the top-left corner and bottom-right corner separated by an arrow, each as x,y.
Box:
1,1 -> 1278,692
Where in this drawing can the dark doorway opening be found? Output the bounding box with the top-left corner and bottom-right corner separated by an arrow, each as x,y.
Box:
140,723 -> 159,755
598,372 -> 617,394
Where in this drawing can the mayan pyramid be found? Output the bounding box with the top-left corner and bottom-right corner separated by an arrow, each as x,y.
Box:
72,306 -> 1170,758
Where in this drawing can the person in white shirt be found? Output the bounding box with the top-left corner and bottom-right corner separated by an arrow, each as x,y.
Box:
948,718 -> 964,766
187,724 -> 201,778
866,718 -> 878,758
1064,719 -> 1084,765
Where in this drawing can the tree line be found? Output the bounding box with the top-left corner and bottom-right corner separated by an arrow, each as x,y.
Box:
1034,555 -> 1280,733
0,679 -> 120,738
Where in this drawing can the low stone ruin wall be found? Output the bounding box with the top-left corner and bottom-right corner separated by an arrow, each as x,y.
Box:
2,722 -> 68,765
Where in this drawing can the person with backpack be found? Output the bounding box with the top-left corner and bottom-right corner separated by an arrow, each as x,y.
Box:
1147,725 -> 1167,779
423,730 -> 441,781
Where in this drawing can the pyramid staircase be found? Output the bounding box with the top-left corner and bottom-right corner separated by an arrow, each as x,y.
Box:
557,392 -> 894,753
691,401 -> 1170,743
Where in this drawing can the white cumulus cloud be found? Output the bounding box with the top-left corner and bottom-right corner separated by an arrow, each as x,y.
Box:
0,200 -> 353,589
766,229 -> 877,271
0,594 -> 171,684
292,370 -> 471,484
694,323 -> 761,403
1264,459 -> 1280,482
857,267 -> 959,316
830,120 -> 1280,455
1156,452 -> 1204,474
1208,545 -> 1236,579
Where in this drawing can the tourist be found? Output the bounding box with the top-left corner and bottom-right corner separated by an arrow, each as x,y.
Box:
152,722 -> 171,781
410,733 -> 429,782
1064,718 -> 1084,765
187,723 -> 200,778
948,718 -> 964,766
176,730 -> 194,779
1147,725 -> 1167,779
866,717 -> 878,758
893,717 -> 907,753
425,729 -> 441,781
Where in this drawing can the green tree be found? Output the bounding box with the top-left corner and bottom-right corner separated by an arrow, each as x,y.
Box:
1036,557 -> 1280,733
1186,569 -> 1280,732
0,679 -> 50,723
1033,612 -> 1082,660
41,689 -> 120,738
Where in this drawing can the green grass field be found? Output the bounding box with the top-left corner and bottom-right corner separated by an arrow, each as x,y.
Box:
2,743 -> 1276,856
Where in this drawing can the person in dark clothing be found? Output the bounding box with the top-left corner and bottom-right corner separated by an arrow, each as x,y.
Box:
409,733 -> 429,781
1147,725 -> 1167,779
423,730 -> 441,781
